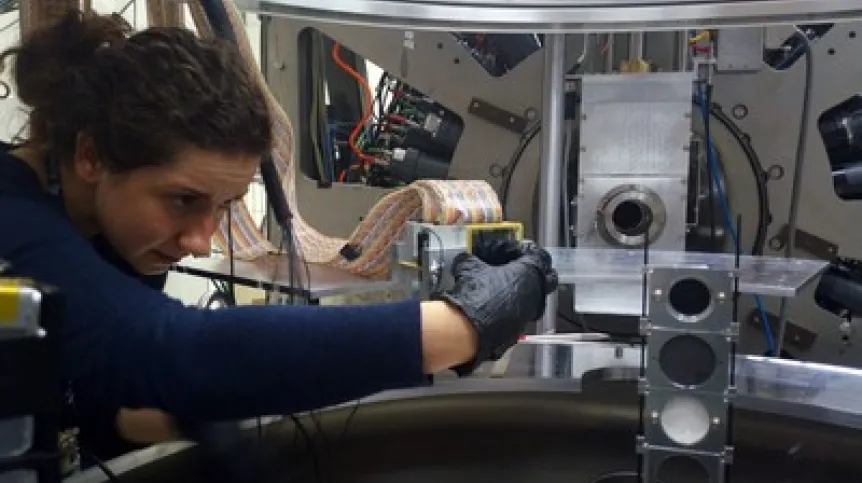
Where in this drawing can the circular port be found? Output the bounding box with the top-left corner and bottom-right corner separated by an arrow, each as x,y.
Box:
658,335 -> 717,387
612,200 -> 653,237
668,277 -> 712,321
657,455 -> 709,483
596,185 -> 667,248
660,395 -> 711,446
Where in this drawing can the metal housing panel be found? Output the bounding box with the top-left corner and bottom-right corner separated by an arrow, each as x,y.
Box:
715,27 -> 765,73
575,72 -> 694,315
578,73 -> 694,177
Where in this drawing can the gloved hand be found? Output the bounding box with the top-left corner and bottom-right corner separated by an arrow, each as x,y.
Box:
473,238 -> 559,291
433,241 -> 558,377
472,237 -> 525,266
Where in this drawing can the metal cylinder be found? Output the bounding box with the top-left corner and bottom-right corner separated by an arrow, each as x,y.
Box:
628,32 -> 645,59
537,34 -> 566,377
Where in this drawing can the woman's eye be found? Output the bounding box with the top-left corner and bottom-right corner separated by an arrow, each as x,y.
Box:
172,194 -> 199,208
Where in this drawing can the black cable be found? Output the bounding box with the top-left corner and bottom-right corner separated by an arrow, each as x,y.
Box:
226,204 -> 236,306
500,122 -> 541,217
289,414 -> 322,483
79,448 -> 121,483
337,401 -> 361,447
704,101 -> 771,255
308,410 -> 334,482
704,83 -> 718,251
268,219 -> 319,482
776,27 -> 815,358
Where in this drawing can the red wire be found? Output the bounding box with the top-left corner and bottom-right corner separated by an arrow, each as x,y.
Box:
331,42 -> 377,167
387,113 -> 410,124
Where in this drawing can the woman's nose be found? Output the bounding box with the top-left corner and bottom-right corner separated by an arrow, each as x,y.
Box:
177,215 -> 216,257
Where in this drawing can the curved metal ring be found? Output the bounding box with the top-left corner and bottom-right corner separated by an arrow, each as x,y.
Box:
197,289 -> 235,309
237,0 -> 862,33
595,184 -> 667,248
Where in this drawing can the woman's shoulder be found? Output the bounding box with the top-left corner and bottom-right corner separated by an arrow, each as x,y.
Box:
0,146 -> 58,208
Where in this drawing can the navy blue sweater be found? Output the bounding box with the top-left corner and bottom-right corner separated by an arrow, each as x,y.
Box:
0,148 -> 426,456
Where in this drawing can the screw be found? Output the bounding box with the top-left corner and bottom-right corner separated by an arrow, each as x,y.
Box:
717,292 -> 726,301
767,164 -> 785,180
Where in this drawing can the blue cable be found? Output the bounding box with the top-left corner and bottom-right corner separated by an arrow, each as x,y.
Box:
696,84 -> 777,355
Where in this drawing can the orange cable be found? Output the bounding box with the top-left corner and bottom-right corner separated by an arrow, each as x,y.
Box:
331,42 -> 377,168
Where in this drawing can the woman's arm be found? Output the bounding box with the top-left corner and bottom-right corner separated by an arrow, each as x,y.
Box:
113,300 -> 476,444
0,196 -> 475,425
420,300 -> 478,372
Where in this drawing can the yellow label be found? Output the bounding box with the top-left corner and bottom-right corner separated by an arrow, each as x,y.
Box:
0,283 -> 21,324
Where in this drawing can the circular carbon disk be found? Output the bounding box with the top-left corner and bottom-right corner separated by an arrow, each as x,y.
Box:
658,335 -> 717,387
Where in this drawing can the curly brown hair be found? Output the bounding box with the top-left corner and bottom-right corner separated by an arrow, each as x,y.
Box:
1,9 -> 272,172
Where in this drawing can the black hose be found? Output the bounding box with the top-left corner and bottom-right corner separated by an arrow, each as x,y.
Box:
500,123 -> 541,218
705,101 -> 771,255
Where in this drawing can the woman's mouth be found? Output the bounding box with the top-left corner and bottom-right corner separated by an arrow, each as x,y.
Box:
152,250 -> 181,265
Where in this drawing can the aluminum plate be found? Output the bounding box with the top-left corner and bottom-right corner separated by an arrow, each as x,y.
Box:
546,247 -> 828,297
237,0 -> 862,33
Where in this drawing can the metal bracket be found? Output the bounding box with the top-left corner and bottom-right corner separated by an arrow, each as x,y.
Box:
467,98 -> 528,134
745,308 -> 818,351
770,224 -> 838,260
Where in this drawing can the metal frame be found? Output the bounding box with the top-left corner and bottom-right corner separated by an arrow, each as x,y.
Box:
638,266 -> 738,483
238,0 -> 862,33
259,9 -> 862,366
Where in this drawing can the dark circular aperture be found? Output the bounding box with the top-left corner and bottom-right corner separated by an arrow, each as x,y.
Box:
657,456 -> 709,483
612,200 -> 653,236
668,278 -> 712,318
658,335 -> 717,387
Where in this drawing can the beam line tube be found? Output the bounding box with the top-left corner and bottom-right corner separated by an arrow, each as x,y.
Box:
628,32 -> 645,59
537,33 -> 566,377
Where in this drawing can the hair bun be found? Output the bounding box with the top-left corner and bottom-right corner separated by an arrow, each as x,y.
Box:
4,9 -> 131,110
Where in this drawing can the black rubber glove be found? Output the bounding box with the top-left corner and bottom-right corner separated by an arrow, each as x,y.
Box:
472,237 -> 525,266
473,238 -> 559,292
434,242 -> 558,377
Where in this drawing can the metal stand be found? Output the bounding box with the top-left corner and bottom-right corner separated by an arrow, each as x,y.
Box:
537,33 -> 566,377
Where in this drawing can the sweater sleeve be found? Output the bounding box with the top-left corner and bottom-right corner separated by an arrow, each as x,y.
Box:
0,196 -> 427,423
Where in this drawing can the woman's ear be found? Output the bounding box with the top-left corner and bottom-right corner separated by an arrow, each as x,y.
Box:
72,132 -> 104,183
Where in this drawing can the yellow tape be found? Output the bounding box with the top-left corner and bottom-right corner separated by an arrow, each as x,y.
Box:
0,280 -> 21,325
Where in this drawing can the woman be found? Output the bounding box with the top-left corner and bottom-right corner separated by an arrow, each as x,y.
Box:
0,10 -> 557,461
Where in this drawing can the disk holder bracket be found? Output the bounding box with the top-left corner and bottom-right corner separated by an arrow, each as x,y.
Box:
637,265 -> 740,483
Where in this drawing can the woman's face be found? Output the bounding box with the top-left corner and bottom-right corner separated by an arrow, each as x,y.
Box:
90,146 -> 259,275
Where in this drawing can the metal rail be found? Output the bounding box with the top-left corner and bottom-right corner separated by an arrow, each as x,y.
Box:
236,0 -> 862,33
